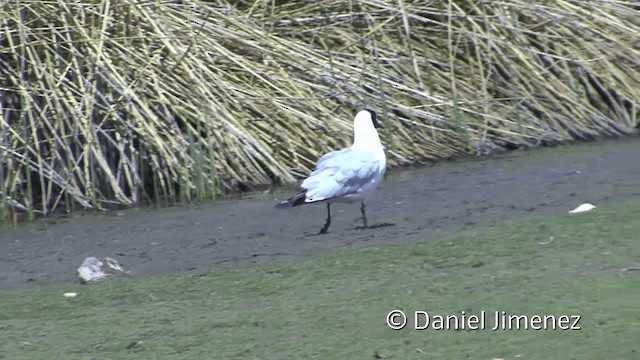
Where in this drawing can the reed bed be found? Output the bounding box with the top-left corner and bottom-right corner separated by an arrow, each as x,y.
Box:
0,0 -> 638,222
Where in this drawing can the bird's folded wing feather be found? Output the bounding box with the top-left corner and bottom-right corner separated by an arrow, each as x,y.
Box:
301,148 -> 381,202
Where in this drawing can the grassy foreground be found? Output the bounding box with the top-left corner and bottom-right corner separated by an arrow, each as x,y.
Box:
1,200 -> 639,359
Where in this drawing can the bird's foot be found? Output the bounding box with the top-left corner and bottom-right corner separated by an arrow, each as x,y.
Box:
317,226 -> 330,235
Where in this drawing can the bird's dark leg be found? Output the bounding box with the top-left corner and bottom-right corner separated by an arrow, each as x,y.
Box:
360,201 -> 368,228
319,203 -> 331,234
355,201 -> 394,231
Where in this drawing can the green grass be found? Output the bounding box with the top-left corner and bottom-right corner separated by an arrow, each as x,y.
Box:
1,200 -> 639,359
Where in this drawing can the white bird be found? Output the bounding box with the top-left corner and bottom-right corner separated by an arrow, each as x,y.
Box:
276,109 -> 388,234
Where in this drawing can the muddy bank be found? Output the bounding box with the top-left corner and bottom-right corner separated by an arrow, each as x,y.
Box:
1,138 -> 639,289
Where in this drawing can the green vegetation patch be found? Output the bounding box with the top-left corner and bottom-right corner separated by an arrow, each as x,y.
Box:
1,199 -> 638,359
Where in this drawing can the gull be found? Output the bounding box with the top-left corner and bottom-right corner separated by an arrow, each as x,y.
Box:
276,109 -> 388,234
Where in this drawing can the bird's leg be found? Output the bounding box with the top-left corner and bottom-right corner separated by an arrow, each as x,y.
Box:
319,203 -> 331,234
355,201 -> 395,231
360,201 -> 368,228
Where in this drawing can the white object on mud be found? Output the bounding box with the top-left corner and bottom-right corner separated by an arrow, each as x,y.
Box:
569,203 -> 596,214
63,292 -> 78,298
77,256 -> 130,284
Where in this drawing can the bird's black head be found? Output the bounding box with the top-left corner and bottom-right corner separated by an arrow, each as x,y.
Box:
364,109 -> 383,129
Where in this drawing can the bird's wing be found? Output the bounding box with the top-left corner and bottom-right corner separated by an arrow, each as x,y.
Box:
301,148 -> 382,202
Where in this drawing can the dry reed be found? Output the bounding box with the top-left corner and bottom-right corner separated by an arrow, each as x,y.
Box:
0,0 -> 638,222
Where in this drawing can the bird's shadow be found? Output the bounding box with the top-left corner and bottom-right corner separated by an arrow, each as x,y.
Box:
300,222 -> 396,238
355,222 -> 395,230
301,231 -> 329,238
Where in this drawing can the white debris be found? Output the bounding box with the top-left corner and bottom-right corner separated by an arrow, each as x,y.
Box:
104,257 -> 126,273
538,236 -> 555,245
569,203 -> 596,214
77,256 -> 130,284
63,292 -> 78,298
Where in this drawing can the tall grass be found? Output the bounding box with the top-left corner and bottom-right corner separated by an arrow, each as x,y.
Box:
0,0 -> 638,223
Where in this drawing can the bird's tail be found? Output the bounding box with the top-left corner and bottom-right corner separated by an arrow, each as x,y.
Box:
275,190 -> 307,208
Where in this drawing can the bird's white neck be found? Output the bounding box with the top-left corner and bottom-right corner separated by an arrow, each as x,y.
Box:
350,110 -> 384,153
352,127 -> 383,152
